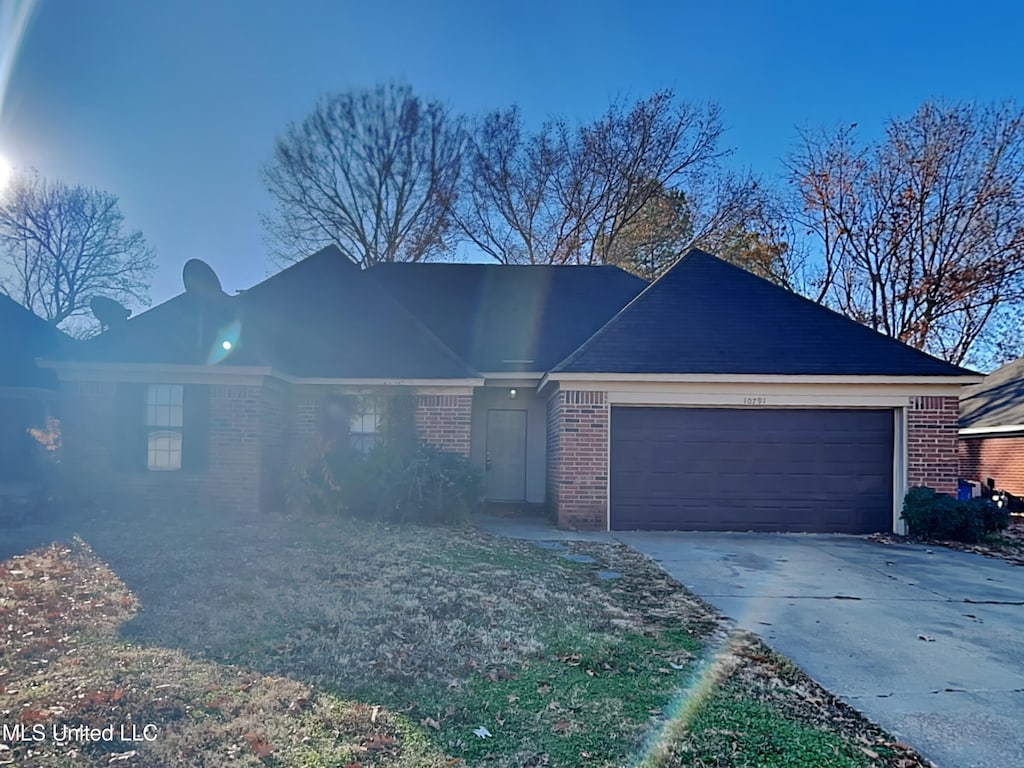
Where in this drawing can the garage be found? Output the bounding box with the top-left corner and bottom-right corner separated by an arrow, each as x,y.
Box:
609,407 -> 895,533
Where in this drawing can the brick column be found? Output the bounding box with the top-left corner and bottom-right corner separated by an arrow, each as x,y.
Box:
415,394 -> 472,456
907,395 -> 959,496
546,390 -> 608,530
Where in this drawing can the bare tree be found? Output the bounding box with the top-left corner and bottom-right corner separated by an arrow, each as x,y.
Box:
263,83 -> 464,267
459,90 -> 787,279
0,170 -> 154,335
789,102 -> 1024,366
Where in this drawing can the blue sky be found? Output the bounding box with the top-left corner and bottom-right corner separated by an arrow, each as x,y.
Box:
1,0 -> 1022,306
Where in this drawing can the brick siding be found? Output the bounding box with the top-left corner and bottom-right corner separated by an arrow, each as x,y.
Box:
546,390 -> 608,530
59,379 -> 267,514
286,386 -> 326,476
259,377 -> 289,510
415,394 -> 471,456
959,435 -> 1024,496
907,395 -> 959,496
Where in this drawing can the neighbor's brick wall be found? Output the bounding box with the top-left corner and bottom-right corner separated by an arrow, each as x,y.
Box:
546,390 -> 609,530
959,436 -> 1024,496
58,379 -> 267,515
907,395 -> 959,496
415,394 -> 471,456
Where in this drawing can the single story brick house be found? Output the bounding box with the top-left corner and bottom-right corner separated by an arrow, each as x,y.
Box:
959,357 -> 1024,495
39,247 -> 981,532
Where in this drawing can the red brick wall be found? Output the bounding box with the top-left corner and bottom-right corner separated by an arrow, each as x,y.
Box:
546,390 -> 608,530
545,393 -> 562,519
415,394 -> 471,456
959,436 -> 1024,496
907,395 -> 959,496
59,379 -> 267,514
286,386 -> 325,476
259,378 -> 289,510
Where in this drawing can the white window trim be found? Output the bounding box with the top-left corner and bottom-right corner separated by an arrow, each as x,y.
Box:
146,384 -> 184,471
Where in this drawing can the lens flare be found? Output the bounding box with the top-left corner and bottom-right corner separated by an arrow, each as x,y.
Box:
0,0 -> 38,125
207,319 -> 241,364
0,154 -> 10,192
633,632 -> 745,766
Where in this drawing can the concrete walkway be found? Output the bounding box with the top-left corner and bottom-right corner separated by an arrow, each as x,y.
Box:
476,515 -> 1024,768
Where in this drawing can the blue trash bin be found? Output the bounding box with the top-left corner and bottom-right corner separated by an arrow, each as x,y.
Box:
957,479 -> 974,501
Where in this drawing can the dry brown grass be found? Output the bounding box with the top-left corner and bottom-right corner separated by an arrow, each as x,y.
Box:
0,506 -> 934,768
1,507 -> 722,767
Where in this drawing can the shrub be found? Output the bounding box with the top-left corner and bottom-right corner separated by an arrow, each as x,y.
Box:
967,496 -> 1010,535
310,440 -> 482,524
901,485 -> 1005,543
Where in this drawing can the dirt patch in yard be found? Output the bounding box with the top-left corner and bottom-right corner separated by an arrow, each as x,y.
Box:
0,507 -> 935,767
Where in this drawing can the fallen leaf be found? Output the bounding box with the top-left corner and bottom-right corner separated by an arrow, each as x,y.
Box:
243,732 -> 273,758
21,709 -> 48,725
364,734 -> 396,750
552,719 -> 571,733
422,716 -> 441,730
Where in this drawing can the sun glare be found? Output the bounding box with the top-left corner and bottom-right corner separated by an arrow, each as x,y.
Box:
0,154 -> 10,192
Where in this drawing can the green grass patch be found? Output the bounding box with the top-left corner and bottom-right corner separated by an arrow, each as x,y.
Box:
663,679 -> 890,768
401,627 -> 704,767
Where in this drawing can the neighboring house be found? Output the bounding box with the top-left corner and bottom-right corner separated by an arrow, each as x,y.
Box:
0,296 -> 68,491
959,357 -> 1024,495
37,247 -> 981,533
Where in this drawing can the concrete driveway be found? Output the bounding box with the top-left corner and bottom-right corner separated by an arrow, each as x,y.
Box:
477,518 -> 1024,768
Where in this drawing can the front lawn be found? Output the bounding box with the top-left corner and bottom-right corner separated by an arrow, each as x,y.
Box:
1,507 -> 930,767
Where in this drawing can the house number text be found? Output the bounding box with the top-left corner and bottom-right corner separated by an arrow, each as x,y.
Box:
742,396 -> 767,406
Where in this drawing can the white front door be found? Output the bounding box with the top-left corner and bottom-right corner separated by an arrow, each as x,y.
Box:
485,409 -> 527,501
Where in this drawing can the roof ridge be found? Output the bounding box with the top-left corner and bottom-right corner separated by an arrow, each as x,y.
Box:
362,269 -> 481,379
551,250 -> 695,372
552,248 -> 977,377
689,250 -> 980,376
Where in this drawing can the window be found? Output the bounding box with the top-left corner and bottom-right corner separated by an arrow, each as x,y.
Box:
350,396 -> 382,453
146,384 -> 183,470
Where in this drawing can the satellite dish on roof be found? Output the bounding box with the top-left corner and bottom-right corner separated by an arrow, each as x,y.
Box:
182,258 -> 225,298
89,296 -> 131,328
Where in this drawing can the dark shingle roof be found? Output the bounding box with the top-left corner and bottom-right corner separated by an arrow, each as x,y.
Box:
554,249 -> 976,377
368,263 -> 646,372
960,358 -> 1024,431
69,246 -> 479,380
0,296 -> 70,388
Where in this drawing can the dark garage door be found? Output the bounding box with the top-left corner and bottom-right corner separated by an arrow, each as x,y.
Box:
610,407 -> 894,533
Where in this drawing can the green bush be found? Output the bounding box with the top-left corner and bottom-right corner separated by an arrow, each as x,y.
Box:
901,486 -> 1005,543
311,440 -> 482,524
966,496 -> 1010,535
